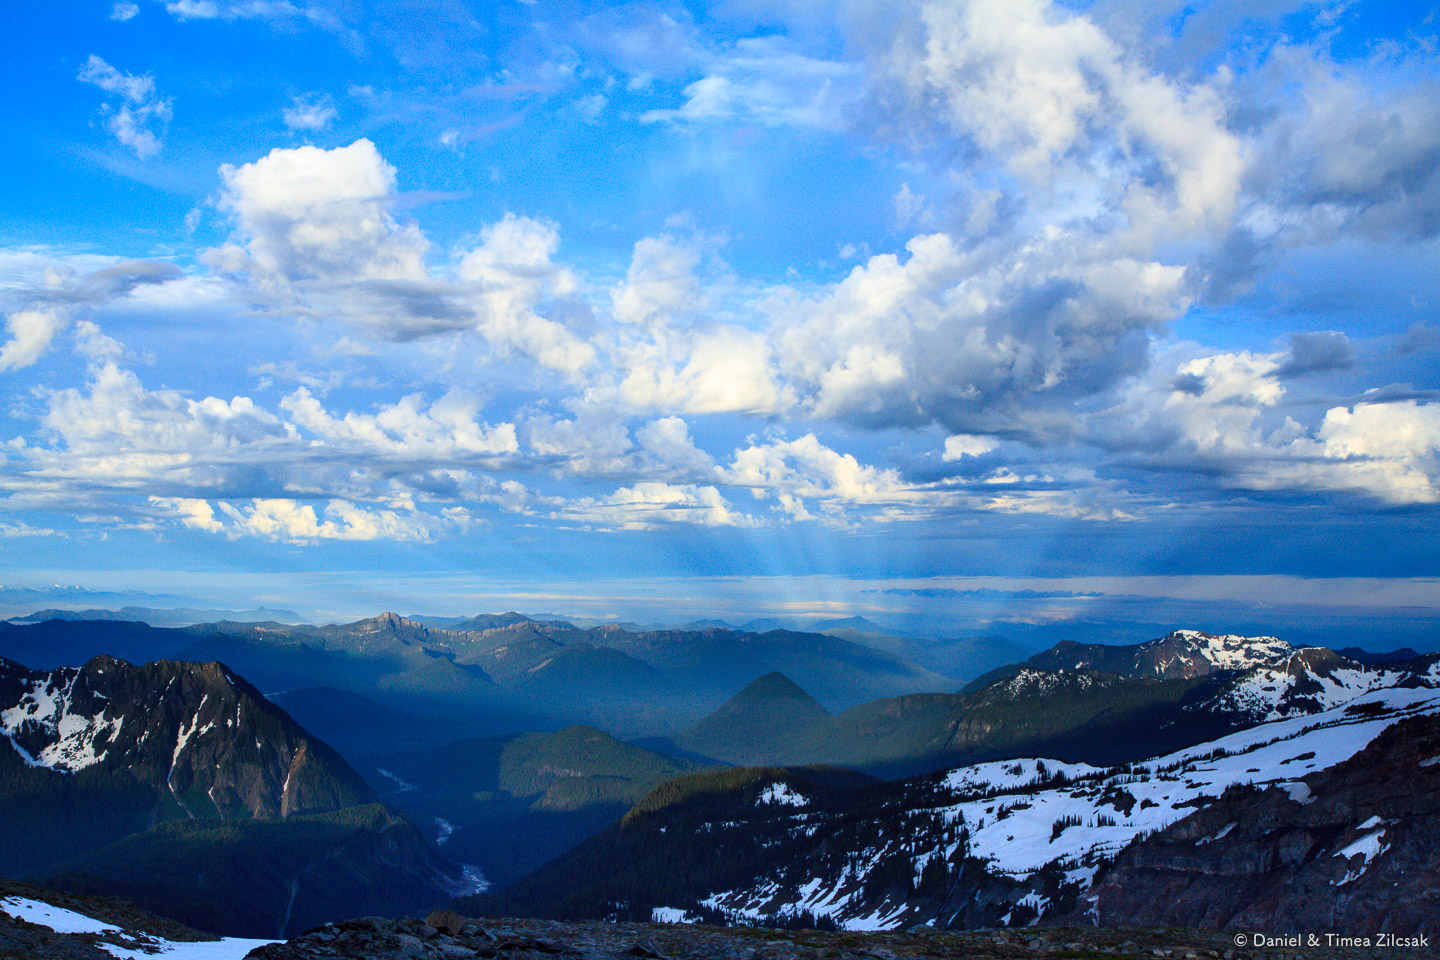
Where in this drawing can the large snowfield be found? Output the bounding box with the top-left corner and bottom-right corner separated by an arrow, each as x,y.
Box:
947,687 -> 1440,885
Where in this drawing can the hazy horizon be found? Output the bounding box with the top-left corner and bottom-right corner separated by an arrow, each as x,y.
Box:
4,573 -> 1438,653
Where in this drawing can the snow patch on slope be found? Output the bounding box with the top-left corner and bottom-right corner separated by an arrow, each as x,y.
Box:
952,687 -> 1440,880
998,669 -> 1099,697
759,782 -> 808,807
0,896 -> 274,959
1332,819 -> 1390,886
943,758 -> 1101,795
2,896 -> 117,934
1,672 -> 125,772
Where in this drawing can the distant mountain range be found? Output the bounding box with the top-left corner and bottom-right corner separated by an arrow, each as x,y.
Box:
0,586 -> 198,619
9,606 -> 308,627
0,611 -> 958,739
653,629 -> 1419,777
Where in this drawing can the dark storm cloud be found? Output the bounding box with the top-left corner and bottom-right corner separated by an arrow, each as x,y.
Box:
1275,331 -> 1354,378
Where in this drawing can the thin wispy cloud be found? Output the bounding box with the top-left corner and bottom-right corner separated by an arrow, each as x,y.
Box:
282,94 -> 337,131
76,55 -> 172,158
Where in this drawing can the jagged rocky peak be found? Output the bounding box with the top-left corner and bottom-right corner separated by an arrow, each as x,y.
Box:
1149,628 -> 1294,672
363,611 -> 423,631
0,654 -> 375,820
1011,629 -> 1300,683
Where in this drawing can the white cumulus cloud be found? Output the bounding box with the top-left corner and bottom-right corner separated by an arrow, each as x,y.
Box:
0,309 -> 66,372
207,138 -> 428,284
281,387 -> 518,457
76,55 -> 172,159
554,481 -> 745,530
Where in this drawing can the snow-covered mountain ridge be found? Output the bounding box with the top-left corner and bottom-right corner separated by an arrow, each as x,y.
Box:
1193,644 -> 1420,722
1007,629 -> 1298,682
950,631 -> 1432,763
1145,629 -> 1294,674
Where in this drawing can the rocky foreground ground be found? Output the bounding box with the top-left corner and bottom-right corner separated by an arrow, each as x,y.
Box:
3,881 -> 1431,960
246,912 -> 1430,960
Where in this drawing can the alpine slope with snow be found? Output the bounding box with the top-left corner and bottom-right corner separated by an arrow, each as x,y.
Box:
0,889 -> 275,958
695,686 -> 1440,930
948,686 -> 1440,892
478,632 -> 1440,933
1191,644 -> 1417,721
1087,706 -> 1440,936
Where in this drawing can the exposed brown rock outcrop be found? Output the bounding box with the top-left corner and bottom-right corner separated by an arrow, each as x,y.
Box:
1083,713 -> 1440,936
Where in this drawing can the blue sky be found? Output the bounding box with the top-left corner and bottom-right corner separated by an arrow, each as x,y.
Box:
1,0 -> 1438,638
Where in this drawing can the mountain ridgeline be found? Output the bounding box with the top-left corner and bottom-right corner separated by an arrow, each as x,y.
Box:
660,630 -> 1426,777
0,655 -> 374,868
1,611 -> 956,742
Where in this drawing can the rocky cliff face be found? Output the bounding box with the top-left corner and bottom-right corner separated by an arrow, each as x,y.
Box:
0,654 -> 376,821
1,654 -> 476,937
0,653 -> 386,883
1084,712 -> 1440,935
